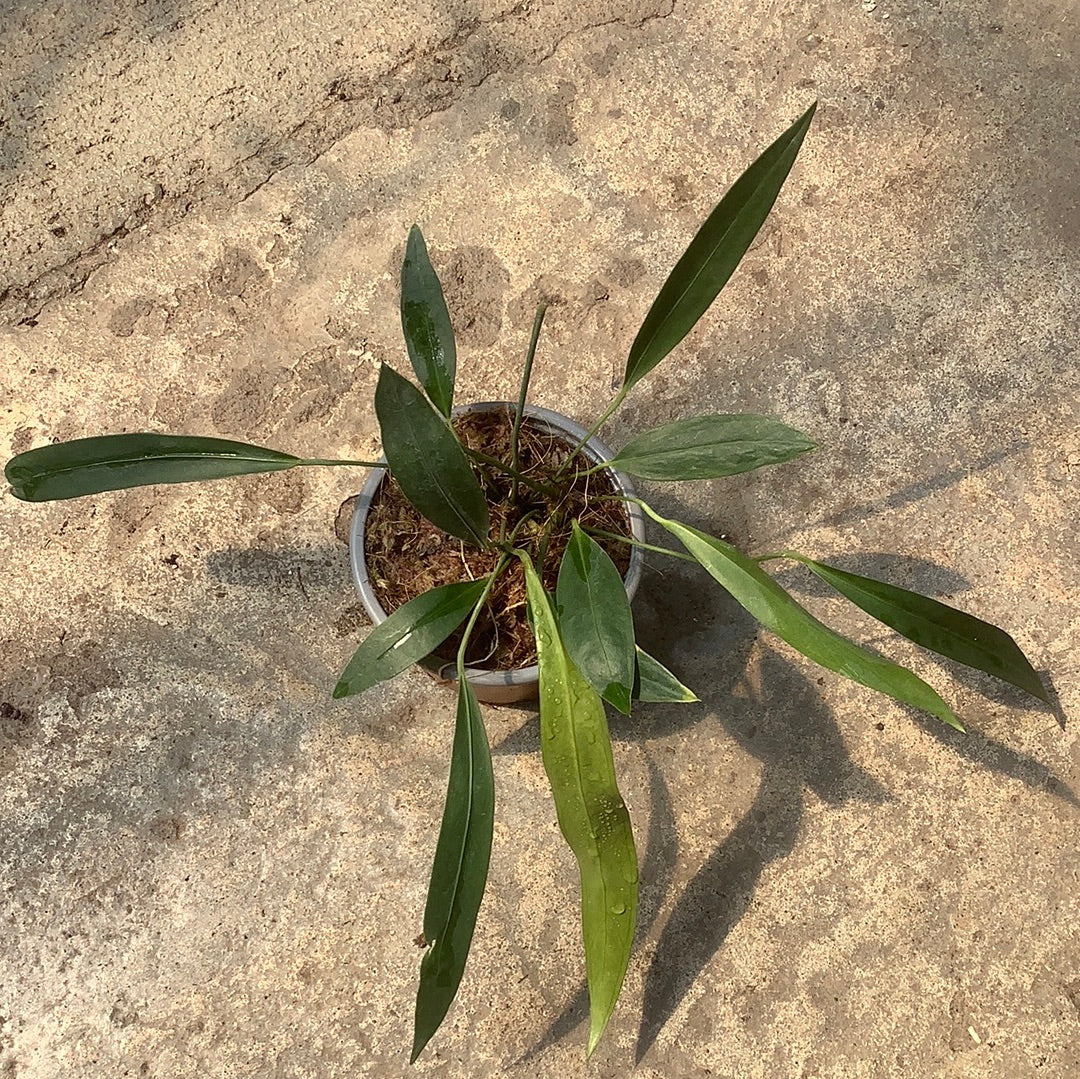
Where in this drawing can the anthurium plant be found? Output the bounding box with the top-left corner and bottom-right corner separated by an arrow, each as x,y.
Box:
4,103 -> 1049,1061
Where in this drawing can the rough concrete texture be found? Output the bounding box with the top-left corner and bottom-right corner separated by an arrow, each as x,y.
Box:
1,0 -> 1077,1075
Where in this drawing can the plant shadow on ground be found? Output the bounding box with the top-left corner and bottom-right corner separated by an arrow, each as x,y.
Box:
498,478 -> 1073,1064
1,467 -> 1071,1068
503,563 -> 892,1066
0,540 -> 361,895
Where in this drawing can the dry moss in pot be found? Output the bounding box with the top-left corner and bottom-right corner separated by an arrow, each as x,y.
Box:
350,402 -> 647,704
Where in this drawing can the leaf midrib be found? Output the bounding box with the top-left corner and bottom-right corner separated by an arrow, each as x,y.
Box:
24,450 -> 296,481
438,692 -> 477,947
576,542 -> 622,695
527,560 -> 619,1013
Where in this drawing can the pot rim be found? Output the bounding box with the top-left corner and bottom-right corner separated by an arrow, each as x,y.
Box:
349,401 -> 647,691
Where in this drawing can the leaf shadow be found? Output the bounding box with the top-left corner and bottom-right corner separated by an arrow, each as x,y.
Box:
799,445 -> 1027,533
630,628 -> 893,1063
635,765 -> 804,1064
506,571 -> 895,1061
503,533 -> 1075,1060
203,544 -> 348,594
897,702 -> 1078,807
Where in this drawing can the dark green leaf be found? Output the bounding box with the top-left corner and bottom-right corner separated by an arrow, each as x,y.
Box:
624,103 -> 816,391
520,552 -> 638,1055
5,433 -> 300,502
633,647 -> 699,703
333,579 -> 487,699
609,414 -> 815,480
786,555 -> 1049,703
556,523 -> 636,715
640,503 -> 964,730
374,364 -> 489,546
412,674 -> 494,1062
401,225 -> 457,417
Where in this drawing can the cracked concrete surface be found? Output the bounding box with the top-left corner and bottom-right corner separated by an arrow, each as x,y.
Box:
0,0 -> 672,326
1,0 -> 1078,1076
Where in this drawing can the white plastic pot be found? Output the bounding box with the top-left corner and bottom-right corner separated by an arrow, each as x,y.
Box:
349,402 -> 646,705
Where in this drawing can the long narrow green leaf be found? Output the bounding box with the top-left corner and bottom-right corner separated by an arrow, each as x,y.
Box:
639,503 -> 964,731
556,522 -> 636,715
374,364 -> 489,546
4,433 -> 301,502
412,673 -> 494,1062
519,551 -> 638,1056
624,103 -> 816,391
782,555 -> 1049,703
401,225 -> 457,417
609,414 -> 815,481
333,579 -> 487,699
633,647 -> 699,703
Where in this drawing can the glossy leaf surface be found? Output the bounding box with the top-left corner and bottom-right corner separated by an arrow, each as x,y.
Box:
412,673 -> 494,1062
401,225 -> 457,417
556,523 -> 636,715
633,647 -> 699,703
374,364 -> 489,546
5,433 -> 300,502
640,503 -> 964,730
609,414 -> 815,480
786,555 -> 1049,703
624,103 -> 816,391
333,579 -> 487,699
520,552 -> 638,1055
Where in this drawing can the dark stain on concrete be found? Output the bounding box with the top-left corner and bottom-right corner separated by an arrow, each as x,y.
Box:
438,245 -> 510,348
108,296 -> 154,337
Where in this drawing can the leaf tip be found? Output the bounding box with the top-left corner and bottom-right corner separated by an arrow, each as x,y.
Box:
4,461 -> 30,499
331,681 -> 349,700
586,1011 -> 611,1058
604,684 -> 633,715
405,224 -> 427,256
944,712 -> 966,734
1021,671 -> 1052,706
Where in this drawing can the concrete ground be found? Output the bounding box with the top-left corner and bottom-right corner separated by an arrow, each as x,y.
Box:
2,1 -> 1077,1076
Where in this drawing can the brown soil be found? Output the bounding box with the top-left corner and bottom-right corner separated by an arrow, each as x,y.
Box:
363,406 -> 633,670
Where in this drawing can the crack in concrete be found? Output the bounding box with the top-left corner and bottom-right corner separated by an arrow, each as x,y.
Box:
0,0 -> 675,330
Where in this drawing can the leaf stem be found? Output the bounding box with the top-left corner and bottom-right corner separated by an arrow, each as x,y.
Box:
535,511 -> 561,570
586,528 -> 699,564
754,550 -> 802,564
553,385 -> 629,481
511,303 -> 548,505
496,508 -> 540,551
463,446 -> 559,496
456,557 -> 509,670
298,458 -> 388,469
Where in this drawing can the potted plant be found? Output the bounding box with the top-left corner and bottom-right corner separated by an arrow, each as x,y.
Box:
4,102 -> 1049,1062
